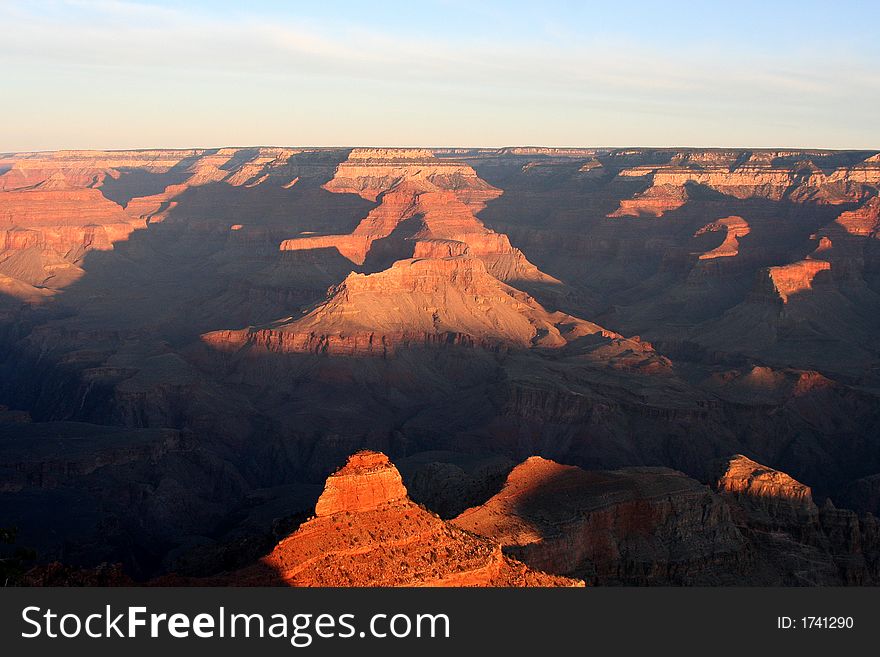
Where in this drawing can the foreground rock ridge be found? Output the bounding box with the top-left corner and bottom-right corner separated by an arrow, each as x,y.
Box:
1,146 -> 880,586
451,454 -> 880,585
215,451 -> 582,587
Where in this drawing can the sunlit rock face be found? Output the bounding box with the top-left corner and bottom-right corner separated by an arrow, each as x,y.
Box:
313,451 -> 408,515
219,452 -> 582,587
452,456 -> 748,585
764,259 -> 833,303
833,196 -> 880,237
716,454 -> 817,521
281,149 -> 555,287
713,455 -> 880,585
201,254 -> 627,356
694,216 -> 751,260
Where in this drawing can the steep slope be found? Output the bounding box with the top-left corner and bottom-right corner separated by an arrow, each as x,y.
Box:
0,183 -> 145,299
716,454 -> 816,521
224,451 -> 581,587
281,149 -> 559,287
452,457 -> 747,584
715,455 -> 880,585
450,454 -> 880,585
202,254 -> 625,356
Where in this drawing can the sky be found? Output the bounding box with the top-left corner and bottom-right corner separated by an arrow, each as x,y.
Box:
1,0 -> 878,151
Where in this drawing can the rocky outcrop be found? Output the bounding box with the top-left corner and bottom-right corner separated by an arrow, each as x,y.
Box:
608,183 -> 690,217
610,153 -> 880,216
714,455 -> 880,585
765,259 -> 832,303
281,153 -> 557,286
224,452 -> 581,587
833,196 -> 880,237
3,146 -> 880,587
313,451 -> 408,515
694,216 -> 750,259
716,454 -> 816,524
202,255 -> 617,356
321,148 -> 500,208
0,186 -> 144,297
452,457 -> 748,585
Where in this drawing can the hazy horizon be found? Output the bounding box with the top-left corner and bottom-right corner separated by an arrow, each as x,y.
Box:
2,0 -> 879,151
5,144 -> 880,155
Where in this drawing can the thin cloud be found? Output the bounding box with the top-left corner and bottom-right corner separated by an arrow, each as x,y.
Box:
1,0 -> 872,106
1,1 -> 876,150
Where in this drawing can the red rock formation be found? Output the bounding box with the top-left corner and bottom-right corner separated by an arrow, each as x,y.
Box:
451,457 -> 747,584
0,185 -> 145,298
714,455 -> 880,585
716,455 -> 816,521
3,146 -> 880,588
812,235 -> 833,256
702,366 -> 837,405
833,196 -> 880,237
765,259 -> 831,302
281,150 -> 558,286
0,273 -> 54,303
313,451 -> 408,515
694,216 -> 750,259
411,238 -> 469,259
0,149 -> 194,192
608,183 -> 689,217
322,148 -> 500,208
225,451 -> 581,587
202,255 -> 614,356
610,152 -> 880,216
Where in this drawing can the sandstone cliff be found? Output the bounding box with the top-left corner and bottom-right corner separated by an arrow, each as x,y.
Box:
202,255 -> 613,356
281,150 -> 557,287
452,456 -> 747,585
224,452 -> 581,587
715,455 -> 880,585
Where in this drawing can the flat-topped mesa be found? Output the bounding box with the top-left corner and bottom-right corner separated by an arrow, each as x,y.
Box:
346,148 -> 436,161
0,150 -> 202,191
322,149 -> 501,207
201,255 -> 610,356
694,216 -> 750,259
224,451 -> 581,587
496,147 -> 602,157
314,451 -> 408,516
607,183 -> 689,218
763,259 -> 832,303
716,454 -> 817,521
0,187 -> 135,229
411,238 -> 469,259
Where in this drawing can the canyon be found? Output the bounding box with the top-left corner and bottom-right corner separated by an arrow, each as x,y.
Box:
1,146 -> 879,586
